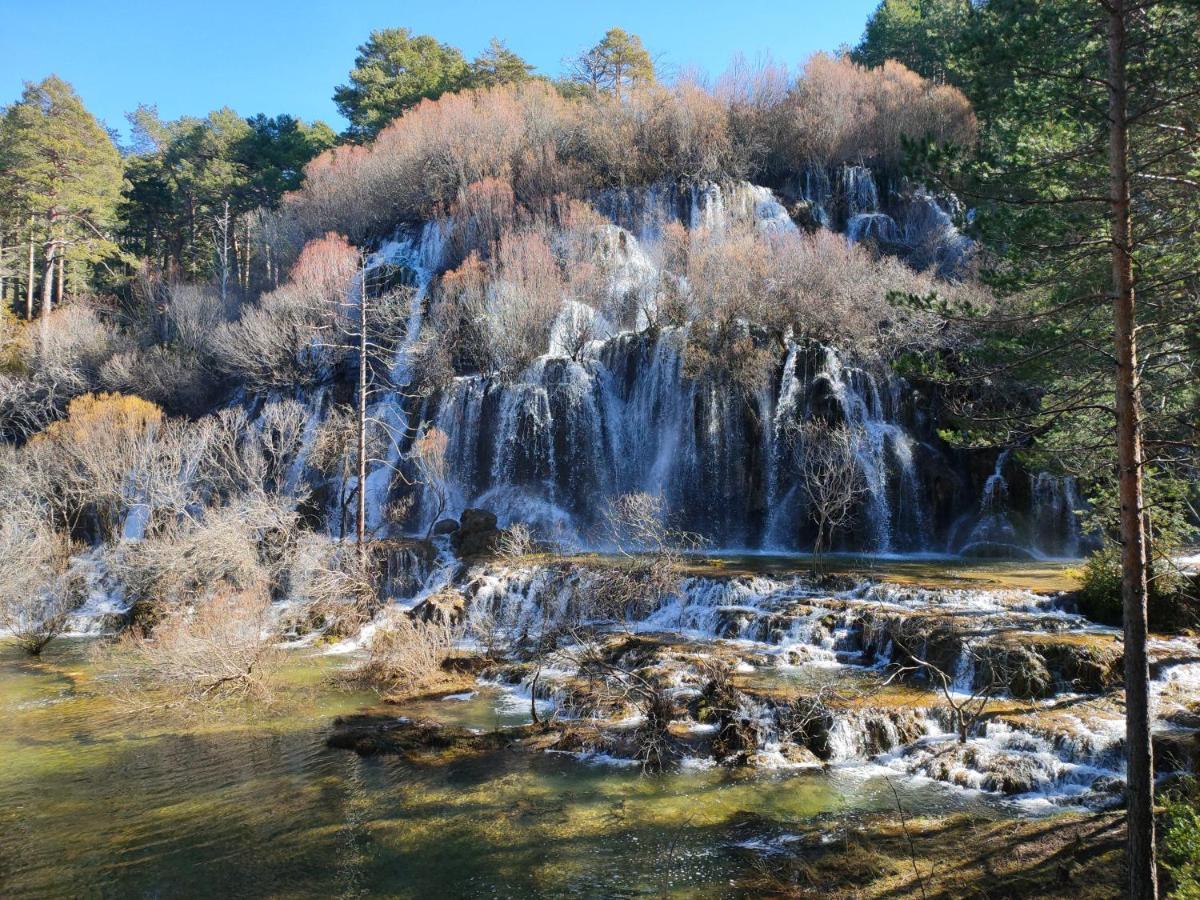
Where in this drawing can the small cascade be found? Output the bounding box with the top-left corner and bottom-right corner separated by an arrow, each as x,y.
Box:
957,450 -> 1028,558
1030,472 -> 1083,558
449,560 -> 1195,805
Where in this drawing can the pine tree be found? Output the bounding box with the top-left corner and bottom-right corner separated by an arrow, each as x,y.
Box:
570,28 -> 655,100
333,28 -> 469,141
467,38 -> 535,89
0,76 -> 122,315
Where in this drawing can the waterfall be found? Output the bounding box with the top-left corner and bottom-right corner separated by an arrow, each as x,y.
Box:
327,177 -> 1074,556
351,221 -> 448,536
1030,472 -> 1083,558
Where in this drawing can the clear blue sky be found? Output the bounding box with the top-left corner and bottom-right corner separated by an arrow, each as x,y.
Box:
0,0 -> 879,142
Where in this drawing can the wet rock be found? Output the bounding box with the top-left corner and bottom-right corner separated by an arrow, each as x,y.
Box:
715,607 -> 758,639
410,587 -> 467,627
452,508 -> 500,557
1153,728 -> 1200,774
432,518 -> 460,536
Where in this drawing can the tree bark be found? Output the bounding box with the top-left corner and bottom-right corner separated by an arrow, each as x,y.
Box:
41,242 -> 55,318
56,252 -> 64,306
356,255 -> 368,560
26,217 -> 35,320
1107,4 -> 1157,897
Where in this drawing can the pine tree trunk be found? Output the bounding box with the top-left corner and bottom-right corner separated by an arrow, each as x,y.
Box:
1107,4 -> 1157,896
41,243 -> 55,318
56,253 -> 64,305
26,217 -> 35,320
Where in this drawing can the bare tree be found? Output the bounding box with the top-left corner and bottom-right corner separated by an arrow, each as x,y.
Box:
791,420 -> 869,556
408,424 -> 450,538
590,492 -> 698,623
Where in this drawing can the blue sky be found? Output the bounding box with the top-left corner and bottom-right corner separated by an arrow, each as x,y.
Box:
1,0 -> 879,141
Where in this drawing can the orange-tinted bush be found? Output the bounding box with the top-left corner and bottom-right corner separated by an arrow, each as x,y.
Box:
784,54 -> 976,168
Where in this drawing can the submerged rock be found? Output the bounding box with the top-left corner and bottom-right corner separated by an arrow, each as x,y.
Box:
327,715 -> 516,758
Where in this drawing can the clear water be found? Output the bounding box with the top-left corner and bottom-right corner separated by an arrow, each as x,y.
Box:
0,641 -> 996,899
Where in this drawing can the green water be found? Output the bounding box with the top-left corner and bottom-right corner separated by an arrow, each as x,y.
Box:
0,640 -> 988,899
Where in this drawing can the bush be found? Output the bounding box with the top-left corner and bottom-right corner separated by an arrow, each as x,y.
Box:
213,232 -> 358,391
350,613 -> 457,697
32,392 -> 164,541
101,588 -> 283,705
0,505 -> 83,655
784,54 -> 976,169
1163,779 -> 1200,898
1075,543 -> 1196,631
279,62 -> 975,252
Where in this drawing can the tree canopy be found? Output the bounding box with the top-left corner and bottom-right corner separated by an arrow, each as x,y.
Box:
333,28 -> 472,141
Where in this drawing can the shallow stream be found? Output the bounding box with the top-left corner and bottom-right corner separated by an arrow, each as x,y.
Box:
0,641 -> 1000,898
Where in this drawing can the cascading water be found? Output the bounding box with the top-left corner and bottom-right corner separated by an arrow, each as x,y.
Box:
320,175 -> 1077,557
341,221 -> 449,536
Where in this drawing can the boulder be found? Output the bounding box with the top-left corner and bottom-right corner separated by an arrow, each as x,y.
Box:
432,518 -> 460,536
451,508 -> 500,557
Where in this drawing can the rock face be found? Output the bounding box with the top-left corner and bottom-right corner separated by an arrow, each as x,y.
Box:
451,508 -> 500,558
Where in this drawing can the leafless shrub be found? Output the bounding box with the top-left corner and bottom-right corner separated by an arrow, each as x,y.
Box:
30,392 -> 164,541
0,506 -> 82,655
25,304 -> 122,396
100,345 -> 214,414
116,509 -> 268,614
497,522 -> 538,562
586,493 -> 697,623
409,424 -> 450,536
165,283 -> 234,356
280,533 -> 375,638
101,587 -> 283,705
349,613 -> 458,697
784,54 -> 976,169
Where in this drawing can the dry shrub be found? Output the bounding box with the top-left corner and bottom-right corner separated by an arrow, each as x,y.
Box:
0,506 -> 82,655
497,522 -> 538,562
786,54 -> 976,168
350,613 -> 457,697
448,176 -> 518,262
585,493 -> 695,623
671,223 -> 983,364
100,345 -> 214,414
279,62 -> 974,254
213,232 -> 357,390
432,228 -> 563,378
104,588 -> 282,705
32,392 -> 163,540
279,533 -> 376,639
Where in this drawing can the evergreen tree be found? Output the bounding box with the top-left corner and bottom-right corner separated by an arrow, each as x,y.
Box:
333,28 -> 469,141
120,107 -> 334,287
467,38 -> 536,89
0,76 -> 122,315
570,28 -> 655,100
891,5 -> 1198,890
853,0 -> 974,85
